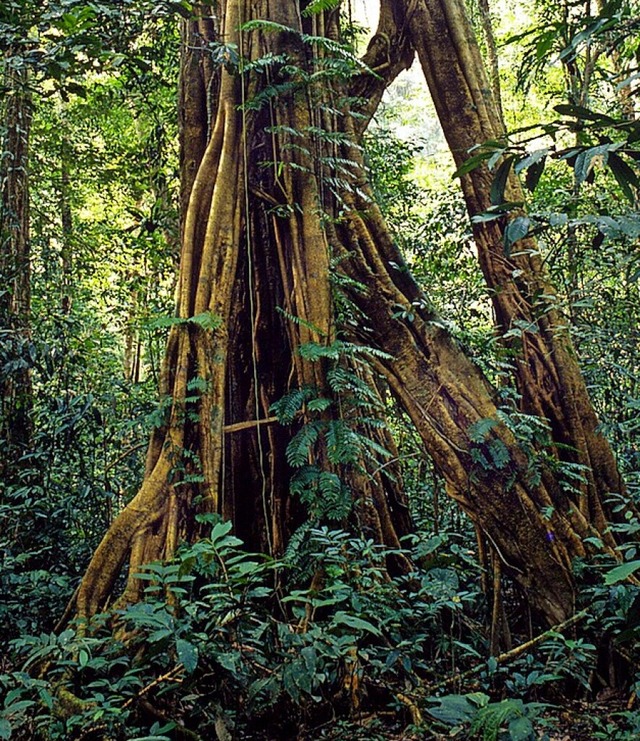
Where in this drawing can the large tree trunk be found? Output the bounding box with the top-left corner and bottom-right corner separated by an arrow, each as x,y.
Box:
0,53 -> 33,478
73,2 -> 413,620
69,0 -> 627,628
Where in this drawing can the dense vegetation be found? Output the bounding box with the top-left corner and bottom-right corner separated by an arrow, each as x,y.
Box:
1,0 -> 639,738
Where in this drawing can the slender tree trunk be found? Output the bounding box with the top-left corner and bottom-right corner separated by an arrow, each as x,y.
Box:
1,52 -> 33,477
476,0 -> 505,125
59,146 -> 73,315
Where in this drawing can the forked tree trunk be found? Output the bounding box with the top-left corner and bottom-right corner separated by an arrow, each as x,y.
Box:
70,0 -> 627,627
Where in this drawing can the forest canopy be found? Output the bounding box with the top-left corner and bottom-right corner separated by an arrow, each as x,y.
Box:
1,0 -> 640,738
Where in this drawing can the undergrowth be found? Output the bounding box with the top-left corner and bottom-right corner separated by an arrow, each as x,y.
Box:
2,518 -> 640,740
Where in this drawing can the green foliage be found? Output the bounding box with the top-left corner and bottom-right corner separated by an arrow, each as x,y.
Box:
302,0 -> 342,16
270,338 -> 394,523
604,559 -> 640,585
506,0 -> 640,98
1,0 -> 179,679
2,1 -> 640,739
0,0 -> 184,100
0,522 -> 485,739
427,691 -> 551,740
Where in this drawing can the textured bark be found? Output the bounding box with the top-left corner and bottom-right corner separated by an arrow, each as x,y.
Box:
72,1 -> 412,621
350,0 -> 415,133
476,0 -> 504,125
332,184 -> 586,623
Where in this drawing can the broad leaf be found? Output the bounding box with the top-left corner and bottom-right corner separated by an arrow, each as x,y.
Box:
603,560 -> 640,585
176,638 -> 198,673
332,611 -> 382,636
504,216 -> 530,254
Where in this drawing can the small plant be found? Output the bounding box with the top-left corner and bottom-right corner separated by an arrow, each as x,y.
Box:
427,692 -> 551,740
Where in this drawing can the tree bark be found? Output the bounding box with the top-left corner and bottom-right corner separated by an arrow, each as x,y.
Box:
476,0 -> 504,125
72,2 -> 413,620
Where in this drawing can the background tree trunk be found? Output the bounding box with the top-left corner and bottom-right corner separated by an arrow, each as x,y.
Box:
1,53 -> 33,479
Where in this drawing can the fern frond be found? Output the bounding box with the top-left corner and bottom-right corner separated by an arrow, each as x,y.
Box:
359,432 -> 393,461
326,420 -> 361,464
276,307 -> 327,336
302,0 -> 341,16
291,466 -> 351,521
270,386 -> 316,423
242,52 -> 288,73
264,124 -> 303,137
298,341 -> 341,361
307,397 -> 333,413
327,367 -> 378,403
468,417 -> 498,443
240,19 -> 294,34
306,126 -> 356,146
287,421 -> 323,466
283,520 -> 313,567
470,698 -> 529,741
487,439 -> 510,469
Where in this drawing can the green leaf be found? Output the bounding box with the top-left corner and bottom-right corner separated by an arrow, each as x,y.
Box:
0,720 -> 12,740
603,559 -> 640,585
427,694 -> 478,726
453,149 -> 494,178
554,103 -> 617,124
573,144 -> 611,189
607,152 -> 639,204
504,216 -> 530,255
176,638 -> 198,673
210,519 -> 242,548
332,611 -> 382,636
525,156 -> 546,192
508,715 -> 535,741
490,157 -> 515,205
216,651 -> 240,672
514,148 -> 547,176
